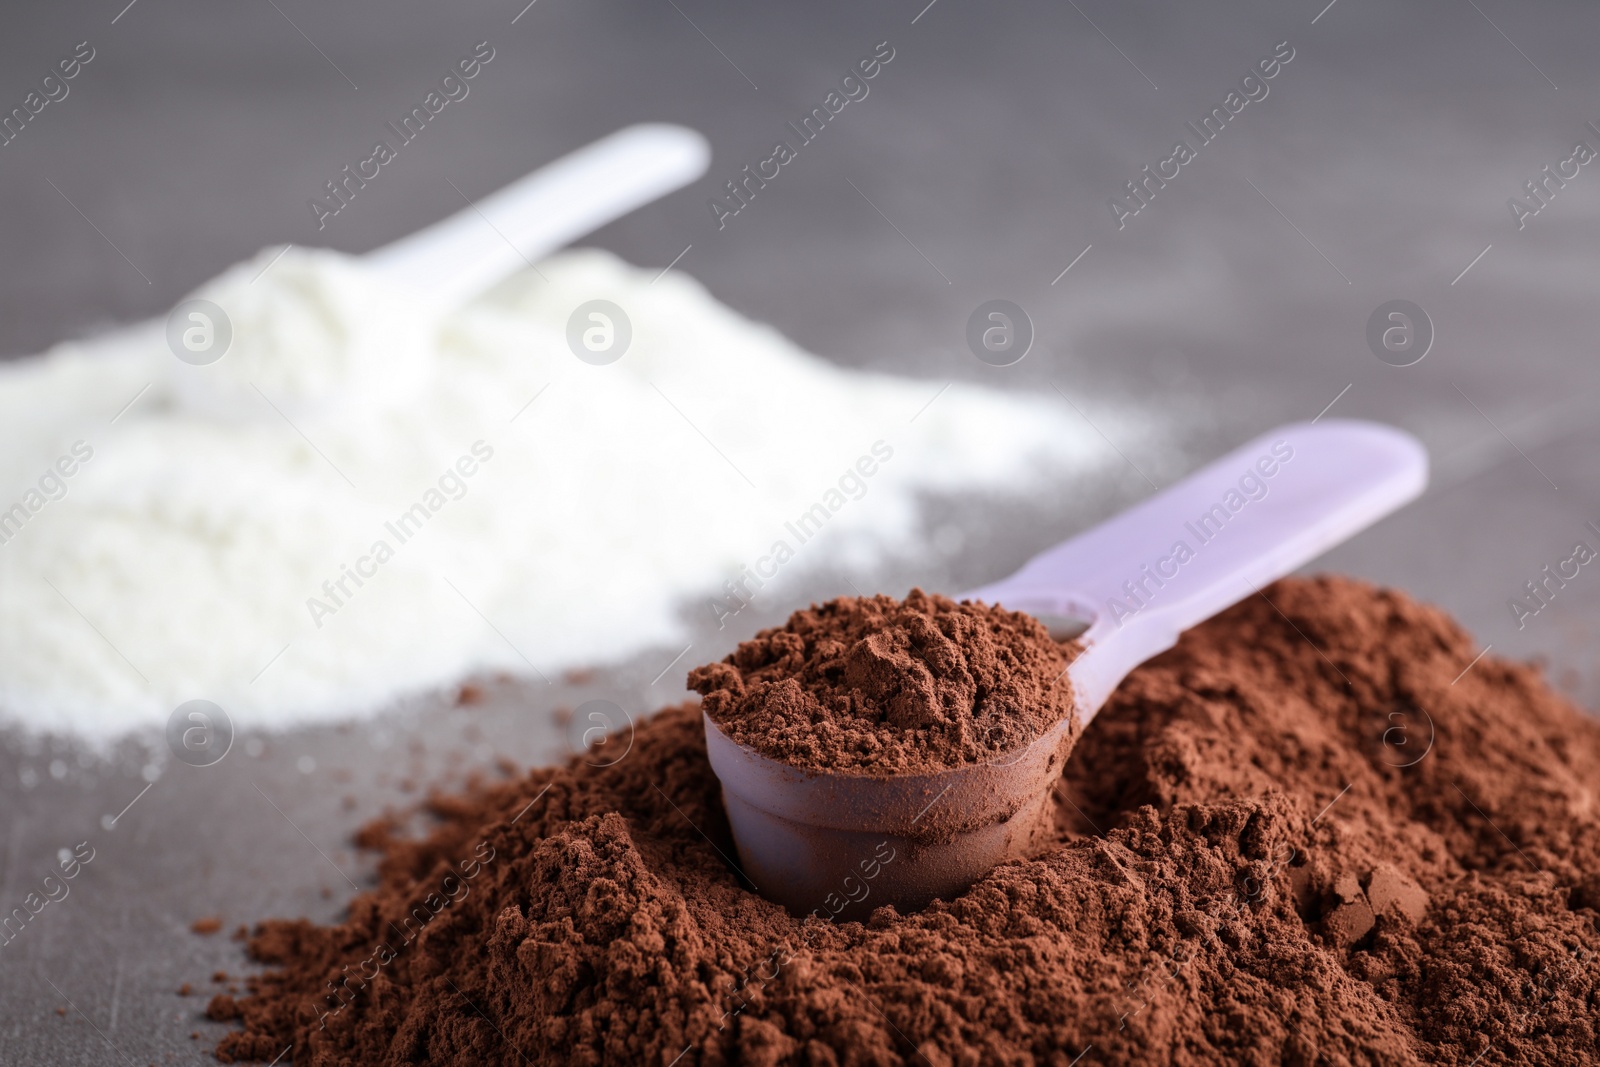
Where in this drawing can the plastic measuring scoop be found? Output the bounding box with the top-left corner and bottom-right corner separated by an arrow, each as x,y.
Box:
365,122 -> 710,305
170,124 -> 710,423
703,419 -> 1428,922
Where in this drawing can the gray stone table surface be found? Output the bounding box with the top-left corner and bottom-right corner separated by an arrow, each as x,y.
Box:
3,0 -> 1599,1062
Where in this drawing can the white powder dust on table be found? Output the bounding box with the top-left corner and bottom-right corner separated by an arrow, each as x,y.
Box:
0,247 -> 1153,740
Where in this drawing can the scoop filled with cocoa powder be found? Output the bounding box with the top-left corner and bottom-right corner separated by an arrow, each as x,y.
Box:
690,590 -> 1076,775
692,421 -> 1427,919
692,591 -> 1083,920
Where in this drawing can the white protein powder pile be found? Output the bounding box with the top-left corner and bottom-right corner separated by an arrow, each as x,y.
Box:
0,247 -> 1148,738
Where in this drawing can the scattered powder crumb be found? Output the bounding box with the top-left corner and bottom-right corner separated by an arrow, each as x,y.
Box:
210,578 -> 1600,1065
191,917 -> 223,936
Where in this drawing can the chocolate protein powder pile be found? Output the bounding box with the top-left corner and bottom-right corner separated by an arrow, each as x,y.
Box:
689,589 -> 1077,773
210,577 -> 1600,1065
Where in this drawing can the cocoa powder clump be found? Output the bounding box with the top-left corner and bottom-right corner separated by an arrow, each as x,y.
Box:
689,589 -> 1075,772
210,577 -> 1600,1065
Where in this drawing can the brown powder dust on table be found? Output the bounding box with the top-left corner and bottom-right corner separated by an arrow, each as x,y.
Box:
691,589 -> 1076,774
209,578 -> 1600,1066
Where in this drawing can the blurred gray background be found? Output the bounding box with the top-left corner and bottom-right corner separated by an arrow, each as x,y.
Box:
4,0 -> 1600,1061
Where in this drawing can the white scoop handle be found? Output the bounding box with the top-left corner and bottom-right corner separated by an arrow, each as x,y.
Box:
364,123 -> 710,304
964,419 -> 1427,722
